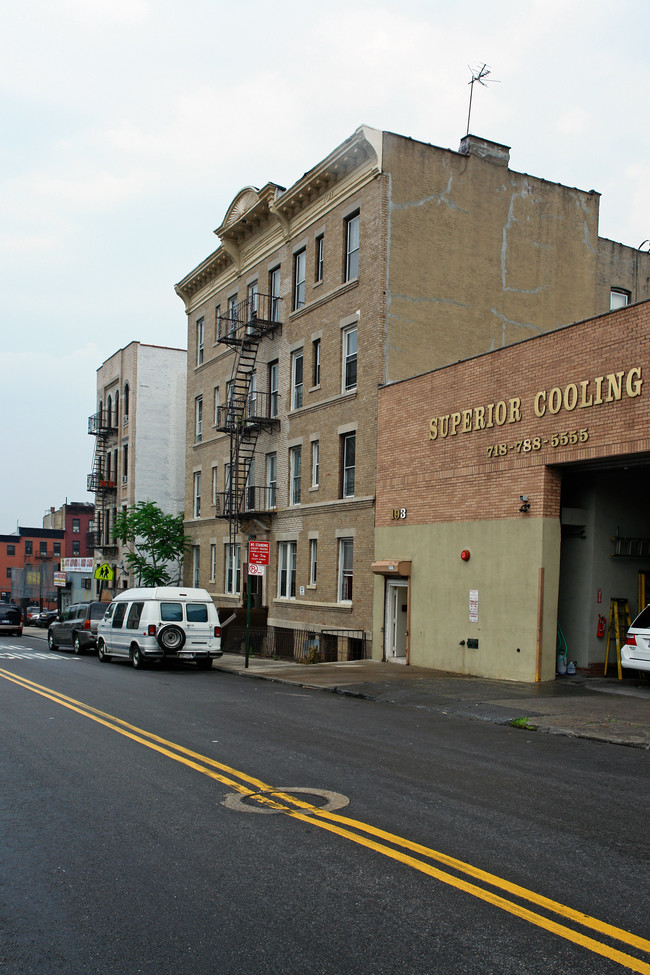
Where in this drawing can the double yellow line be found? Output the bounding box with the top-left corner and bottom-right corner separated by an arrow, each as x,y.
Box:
3,667 -> 650,974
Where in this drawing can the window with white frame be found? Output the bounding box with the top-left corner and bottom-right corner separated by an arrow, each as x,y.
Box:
245,457 -> 255,510
213,386 -> 220,425
343,324 -> 358,391
193,471 -> 201,518
266,452 -> 277,508
224,463 -> 232,514
290,446 -> 302,505
228,294 -> 237,336
341,432 -> 355,497
338,538 -> 353,601
345,212 -> 360,281
192,546 -> 200,587
610,288 -> 630,310
312,338 -> 321,387
195,395 -> 203,442
309,538 -> 318,586
215,304 -> 221,341
122,443 -> 128,482
247,371 -> 257,419
248,280 -> 258,317
291,350 -> 303,409
294,249 -> 306,309
311,440 -> 320,488
270,267 -> 281,321
226,543 -> 240,594
210,544 -> 216,583
269,361 -> 279,417
196,317 -> 204,365
315,234 -> 324,283
212,466 -> 218,505
278,541 -> 297,598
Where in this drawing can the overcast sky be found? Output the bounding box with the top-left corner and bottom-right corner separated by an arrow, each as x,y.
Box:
2,0 -> 649,531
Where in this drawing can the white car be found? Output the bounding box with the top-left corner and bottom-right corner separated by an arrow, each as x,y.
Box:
96,587 -> 222,669
621,605 -> 650,674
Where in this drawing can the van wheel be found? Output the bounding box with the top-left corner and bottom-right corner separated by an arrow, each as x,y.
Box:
156,625 -> 186,652
97,640 -> 111,663
131,645 -> 145,669
73,634 -> 83,655
48,630 -> 58,651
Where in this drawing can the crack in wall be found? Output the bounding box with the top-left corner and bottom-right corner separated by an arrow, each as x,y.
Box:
390,172 -> 467,215
490,307 -> 543,348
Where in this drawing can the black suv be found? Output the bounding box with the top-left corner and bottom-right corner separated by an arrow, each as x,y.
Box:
0,602 -> 22,637
47,602 -> 107,654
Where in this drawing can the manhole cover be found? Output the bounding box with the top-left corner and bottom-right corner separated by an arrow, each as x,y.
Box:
222,787 -> 349,815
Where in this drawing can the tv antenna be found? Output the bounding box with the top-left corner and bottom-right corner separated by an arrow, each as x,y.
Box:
466,63 -> 499,135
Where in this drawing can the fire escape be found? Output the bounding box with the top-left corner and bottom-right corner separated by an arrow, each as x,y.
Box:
87,407 -> 118,556
214,292 -> 281,549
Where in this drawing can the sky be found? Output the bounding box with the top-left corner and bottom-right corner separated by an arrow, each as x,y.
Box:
2,0 -> 649,532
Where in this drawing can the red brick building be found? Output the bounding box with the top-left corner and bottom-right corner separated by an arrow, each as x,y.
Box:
0,527 -> 66,609
374,299 -> 650,681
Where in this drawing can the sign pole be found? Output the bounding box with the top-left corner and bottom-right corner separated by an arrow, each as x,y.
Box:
245,568 -> 251,670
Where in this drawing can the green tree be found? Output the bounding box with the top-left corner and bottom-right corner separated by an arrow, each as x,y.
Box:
112,502 -> 191,587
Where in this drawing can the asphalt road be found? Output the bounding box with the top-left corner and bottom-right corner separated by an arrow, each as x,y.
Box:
1,634 -> 649,975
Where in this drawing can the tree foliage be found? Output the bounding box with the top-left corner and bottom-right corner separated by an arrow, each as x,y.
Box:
112,502 -> 191,587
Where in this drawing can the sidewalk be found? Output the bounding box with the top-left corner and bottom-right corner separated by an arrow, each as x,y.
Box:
213,653 -> 650,750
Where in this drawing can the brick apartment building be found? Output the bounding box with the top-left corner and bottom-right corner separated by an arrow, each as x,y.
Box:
0,527 -> 66,610
375,299 -> 650,680
88,342 -> 187,594
175,125 -> 650,661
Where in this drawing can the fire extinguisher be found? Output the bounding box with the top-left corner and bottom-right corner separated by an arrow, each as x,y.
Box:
597,614 -> 606,638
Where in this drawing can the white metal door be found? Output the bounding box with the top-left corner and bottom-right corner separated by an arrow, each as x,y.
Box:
385,580 -> 408,660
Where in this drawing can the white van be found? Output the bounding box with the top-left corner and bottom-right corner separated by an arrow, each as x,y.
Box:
96,587 -> 222,669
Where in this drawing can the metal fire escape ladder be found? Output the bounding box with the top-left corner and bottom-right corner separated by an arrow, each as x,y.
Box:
87,408 -> 118,552
217,293 -> 282,551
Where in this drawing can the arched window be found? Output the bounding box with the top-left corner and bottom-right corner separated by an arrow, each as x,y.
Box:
123,382 -> 130,421
107,394 -> 112,427
114,389 -> 119,425
98,400 -> 103,424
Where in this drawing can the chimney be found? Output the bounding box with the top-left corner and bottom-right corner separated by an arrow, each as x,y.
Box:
458,135 -> 510,167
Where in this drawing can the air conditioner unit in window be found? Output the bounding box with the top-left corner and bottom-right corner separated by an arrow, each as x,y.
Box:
122,475 -> 128,483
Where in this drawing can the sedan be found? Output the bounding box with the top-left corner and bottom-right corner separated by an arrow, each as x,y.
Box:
622,604 -> 650,674
36,609 -> 60,628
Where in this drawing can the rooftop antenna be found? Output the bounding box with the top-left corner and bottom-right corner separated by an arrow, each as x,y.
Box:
466,63 -> 499,136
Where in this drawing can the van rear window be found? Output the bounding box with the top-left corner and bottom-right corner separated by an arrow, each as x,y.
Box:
186,604 -> 208,622
161,602 -> 183,622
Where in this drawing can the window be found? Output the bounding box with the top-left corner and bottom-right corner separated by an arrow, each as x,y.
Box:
315,234 -> 324,282
123,444 -> 128,482
215,304 -> 222,340
72,518 -> 80,533
213,386 -> 220,425
247,280 -> 258,320
278,541 -> 297,598
270,267 -> 281,321
247,371 -> 257,419
312,338 -> 321,387
123,382 -> 129,421
343,324 -> 358,391
338,538 -> 353,601
212,466 -> 218,505
6,568 -> 11,578
245,457 -> 255,510
53,542 -> 61,556
7,544 -> 14,556
269,361 -> 279,417
345,212 -> 360,281
294,249 -> 306,309
40,541 -> 47,556
210,544 -> 216,583
226,543 -> 241,595
290,446 -> 302,505
72,540 -> 81,556
228,294 -> 238,336
309,539 -> 318,586
126,602 -> 144,629
195,395 -> 203,442
311,440 -> 320,488
107,394 -> 112,427
192,546 -> 200,587
25,541 -> 33,555
193,472 -> 201,518
610,288 -> 630,310
266,452 -> 277,508
196,317 -> 204,365
291,350 -> 304,409
112,603 -> 127,628
341,433 -> 356,497
114,390 -> 119,425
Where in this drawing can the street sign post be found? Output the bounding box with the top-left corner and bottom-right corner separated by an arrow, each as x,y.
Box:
245,541 -> 270,669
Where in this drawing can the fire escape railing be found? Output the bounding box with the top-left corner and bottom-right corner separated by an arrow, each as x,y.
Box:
87,409 -> 119,554
217,293 -> 281,548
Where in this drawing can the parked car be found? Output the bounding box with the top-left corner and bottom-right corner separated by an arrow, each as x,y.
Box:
0,602 -> 22,636
621,605 -> 650,674
47,601 -> 107,654
37,609 -> 60,628
26,605 -> 41,625
97,587 -> 222,669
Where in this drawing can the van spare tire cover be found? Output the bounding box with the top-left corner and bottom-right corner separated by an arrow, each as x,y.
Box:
157,625 -> 186,651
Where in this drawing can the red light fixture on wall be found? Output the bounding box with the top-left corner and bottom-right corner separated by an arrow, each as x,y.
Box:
461,549 -> 470,561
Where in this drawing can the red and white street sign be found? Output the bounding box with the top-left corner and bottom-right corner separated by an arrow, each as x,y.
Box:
248,541 -> 270,566
248,563 -> 265,576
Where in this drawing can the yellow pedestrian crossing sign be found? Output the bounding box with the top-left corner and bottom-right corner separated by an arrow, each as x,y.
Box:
94,563 -> 114,581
